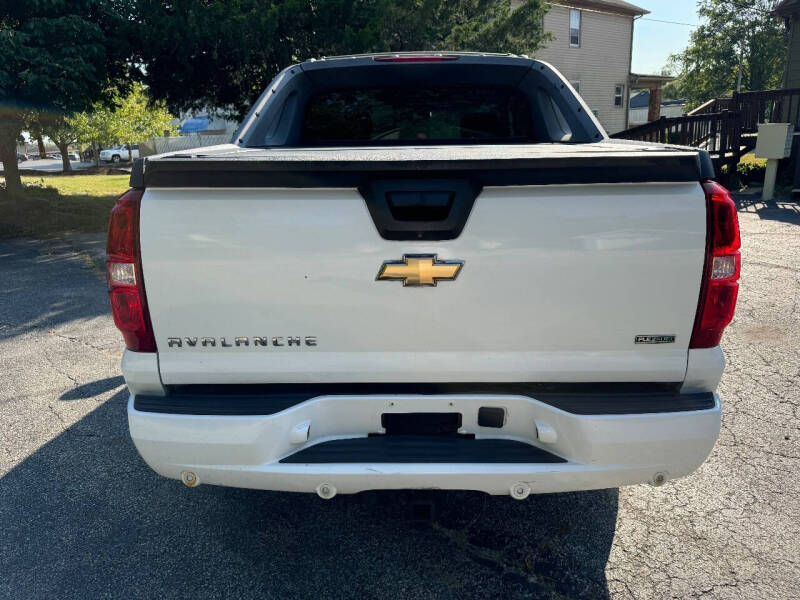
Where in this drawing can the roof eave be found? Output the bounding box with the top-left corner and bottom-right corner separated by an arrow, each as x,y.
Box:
566,0 -> 649,17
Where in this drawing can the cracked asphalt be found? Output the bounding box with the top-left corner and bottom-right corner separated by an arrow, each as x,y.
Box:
0,196 -> 798,599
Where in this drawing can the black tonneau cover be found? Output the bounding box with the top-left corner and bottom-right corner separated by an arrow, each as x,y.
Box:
132,142 -> 713,188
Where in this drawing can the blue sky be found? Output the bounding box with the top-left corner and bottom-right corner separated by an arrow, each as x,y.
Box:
631,0 -> 702,74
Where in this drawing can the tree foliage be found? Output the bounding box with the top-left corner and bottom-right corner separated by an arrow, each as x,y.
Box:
39,113 -> 79,172
668,0 -> 786,109
132,0 -> 548,118
72,84 -> 176,163
103,84 -> 176,150
0,0 -> 130,191
71,105 -> 117,155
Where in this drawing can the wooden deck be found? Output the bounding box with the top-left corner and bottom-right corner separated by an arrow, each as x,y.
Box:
613,88 -> 800,169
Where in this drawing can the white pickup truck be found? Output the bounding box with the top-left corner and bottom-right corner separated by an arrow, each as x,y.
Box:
108,53 -> 740,499
100,144 -> 140,163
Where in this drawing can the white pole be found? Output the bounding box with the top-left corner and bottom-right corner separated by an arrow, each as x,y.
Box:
736,52 -> 743,93
762,158 -> 779,201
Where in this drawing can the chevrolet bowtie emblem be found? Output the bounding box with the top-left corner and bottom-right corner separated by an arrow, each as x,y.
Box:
376,254 -> 464,287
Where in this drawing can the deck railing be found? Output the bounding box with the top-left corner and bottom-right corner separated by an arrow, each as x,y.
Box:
732,88 -> 800,132
687,97 -> 734,116
614,87 -> 800,166
611,110 -> 741,165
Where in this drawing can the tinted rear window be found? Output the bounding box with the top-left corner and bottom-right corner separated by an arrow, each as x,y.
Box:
301,86 -> 534,145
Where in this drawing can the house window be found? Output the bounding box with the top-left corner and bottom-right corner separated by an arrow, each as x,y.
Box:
569,80 -> 580,93
569,9 -> 581,47
614,85 -> 624,107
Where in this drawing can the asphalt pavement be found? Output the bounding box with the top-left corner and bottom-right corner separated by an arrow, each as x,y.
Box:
0,159 -> 93,173
0,197 -> 798,599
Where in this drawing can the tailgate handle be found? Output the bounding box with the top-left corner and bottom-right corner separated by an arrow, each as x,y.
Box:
359,178 -> 481,241
386,190 -> 454,221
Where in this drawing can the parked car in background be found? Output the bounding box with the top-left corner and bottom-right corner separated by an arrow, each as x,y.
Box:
16,153 -> 28,162
42,152 -> 79,161
100,144 -> 140,163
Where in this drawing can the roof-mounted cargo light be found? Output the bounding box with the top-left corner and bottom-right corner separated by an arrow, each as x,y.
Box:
373,55 -> 460,63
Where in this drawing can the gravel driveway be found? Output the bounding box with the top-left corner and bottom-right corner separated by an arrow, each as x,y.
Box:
1,196 -> 798,599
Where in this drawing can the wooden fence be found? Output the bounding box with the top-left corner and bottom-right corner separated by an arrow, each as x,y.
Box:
732,88 -> 800,133
613,87 -> 800,167
611,110 -> 742,166
687,97 -> 734,116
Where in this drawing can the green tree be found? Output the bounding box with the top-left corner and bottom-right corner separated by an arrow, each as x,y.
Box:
109,84 -> 176,163
26,118 -> 47,160
132,0 -> 548,118
71,104 -> 116,166
661,76 -> 683,101
0,1 -> 129,192
668,0 -> 786,109
72,85 -> 176,164
38,113 -> 80,172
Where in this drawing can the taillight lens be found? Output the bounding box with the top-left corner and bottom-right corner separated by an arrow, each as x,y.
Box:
106,189 -> 156,352
690,181 -> 741,348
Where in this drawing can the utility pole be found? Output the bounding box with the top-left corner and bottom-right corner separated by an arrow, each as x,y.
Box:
736,47 -> 743,93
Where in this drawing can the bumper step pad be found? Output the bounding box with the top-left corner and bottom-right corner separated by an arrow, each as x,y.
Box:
280,435 -> 566,464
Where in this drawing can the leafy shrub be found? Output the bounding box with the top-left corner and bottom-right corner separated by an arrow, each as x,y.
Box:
736,154 -> 767,183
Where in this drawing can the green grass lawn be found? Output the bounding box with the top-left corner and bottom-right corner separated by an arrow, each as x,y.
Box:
21,174 -> 130,198
0,174 -> 129,239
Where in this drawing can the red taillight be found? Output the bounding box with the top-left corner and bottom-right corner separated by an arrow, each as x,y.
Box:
373,55 -> 460,63
106,189 -> 156,352
690,181 -> 741,348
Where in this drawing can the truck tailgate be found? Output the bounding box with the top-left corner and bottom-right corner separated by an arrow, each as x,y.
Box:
140,178 -> 706,384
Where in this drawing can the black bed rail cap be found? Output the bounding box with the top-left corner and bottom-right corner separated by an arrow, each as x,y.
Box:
140,151 -> 703,188
696,150 -> 715,180
130,158 -> 145,189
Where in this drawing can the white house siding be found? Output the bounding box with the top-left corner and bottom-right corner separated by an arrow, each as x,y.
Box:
629,103 -> 686,126
532,4 -> 634,134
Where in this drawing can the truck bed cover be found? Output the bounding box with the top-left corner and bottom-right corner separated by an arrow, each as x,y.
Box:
133,142 -> 713,188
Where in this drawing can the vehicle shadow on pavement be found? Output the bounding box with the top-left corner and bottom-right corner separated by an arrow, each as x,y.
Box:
1,388 -> 617,600
58,376 -> 125,401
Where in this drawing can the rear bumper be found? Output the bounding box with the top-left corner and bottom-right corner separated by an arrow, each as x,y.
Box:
128,391 -> 721,496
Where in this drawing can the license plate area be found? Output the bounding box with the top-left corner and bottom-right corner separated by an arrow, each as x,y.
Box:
379,412 -> 465,437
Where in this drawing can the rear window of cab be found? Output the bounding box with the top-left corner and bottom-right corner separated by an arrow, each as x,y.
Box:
301,86 -> 534,145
